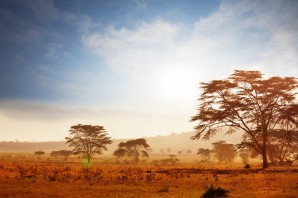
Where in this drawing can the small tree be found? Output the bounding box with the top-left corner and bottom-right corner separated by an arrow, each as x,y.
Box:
113,138 -> 150,163
168,154 -> 179,165
186,149 -> 192,155
177,150 -> 183,155
197,148 -> 213,163
65,124 -> 112,163
51,150 -> 72,161
212,141 -> 237,164
35,150 -> 45,160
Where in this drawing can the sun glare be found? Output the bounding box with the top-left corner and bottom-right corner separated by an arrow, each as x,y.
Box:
158,67 -> 197,104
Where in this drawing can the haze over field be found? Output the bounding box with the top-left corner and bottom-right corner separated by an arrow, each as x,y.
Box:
0,131 -> 242,153
0,0 -> 298,141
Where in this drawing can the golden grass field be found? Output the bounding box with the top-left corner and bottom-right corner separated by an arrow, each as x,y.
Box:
0,153 -> 297,198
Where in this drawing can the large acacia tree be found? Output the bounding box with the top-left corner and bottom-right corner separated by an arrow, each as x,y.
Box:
191,70 -> 298,169
65,124 -> 112,163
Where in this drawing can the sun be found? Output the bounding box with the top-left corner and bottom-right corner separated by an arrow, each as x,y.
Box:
157,66 -> 198,105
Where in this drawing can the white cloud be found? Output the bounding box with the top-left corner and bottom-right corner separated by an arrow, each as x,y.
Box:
82,0 -> 298,86
82,19 -> 198,107
82,19 -> 179,69
77,0 -> 298,139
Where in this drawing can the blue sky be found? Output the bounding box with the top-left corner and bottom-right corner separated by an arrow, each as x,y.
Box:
0,0 -> 298,141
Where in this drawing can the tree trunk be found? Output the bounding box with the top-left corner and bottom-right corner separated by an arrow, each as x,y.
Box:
262,132 -> 268,169
262,151 -> 268,169
87,156 -> 91,164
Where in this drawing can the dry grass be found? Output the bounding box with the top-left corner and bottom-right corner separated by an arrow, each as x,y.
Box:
0,154 -> 297,197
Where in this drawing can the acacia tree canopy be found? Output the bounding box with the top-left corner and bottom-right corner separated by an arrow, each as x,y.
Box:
212,141 -> 237,164
50,150 -> 72,160
34,150 -> 45,160
191,70 -> 298,169
197,148 -> 213,163
113,138 -> 150,163
65,124 -> 112,163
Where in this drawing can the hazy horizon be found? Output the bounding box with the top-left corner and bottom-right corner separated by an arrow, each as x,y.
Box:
1,0 -> 298,141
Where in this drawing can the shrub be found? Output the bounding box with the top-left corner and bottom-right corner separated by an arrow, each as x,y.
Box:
157,185 -> 169,193
201,185 -> 229,198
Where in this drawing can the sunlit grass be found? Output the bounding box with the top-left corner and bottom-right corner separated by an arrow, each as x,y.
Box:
0,153 -> 297,197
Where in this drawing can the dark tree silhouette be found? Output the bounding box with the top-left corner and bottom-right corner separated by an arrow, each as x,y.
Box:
249,129 -> 298,165
35,150 -> 45,160
50,150 -> 72,161
191,70 -> 298,169
113,148 -> 127,162
65,124 -> 112,163
186,149 -> 192,154
113,138 -> 150,163
168,154 -> 179,165
212,141 -> 237,164
197,148 -> 213,163
267,129 -> 298,164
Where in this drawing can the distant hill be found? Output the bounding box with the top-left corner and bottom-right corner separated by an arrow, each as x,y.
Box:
0,141 -> 68,153
0,131 -> 242,154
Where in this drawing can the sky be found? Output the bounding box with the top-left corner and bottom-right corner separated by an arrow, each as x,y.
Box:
0,0 -> 298,142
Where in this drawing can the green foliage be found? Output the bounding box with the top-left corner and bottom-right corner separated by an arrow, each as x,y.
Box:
201,185 -> 229,198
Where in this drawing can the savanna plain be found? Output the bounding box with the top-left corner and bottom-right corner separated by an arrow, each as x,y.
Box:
0,153 -> 297,198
